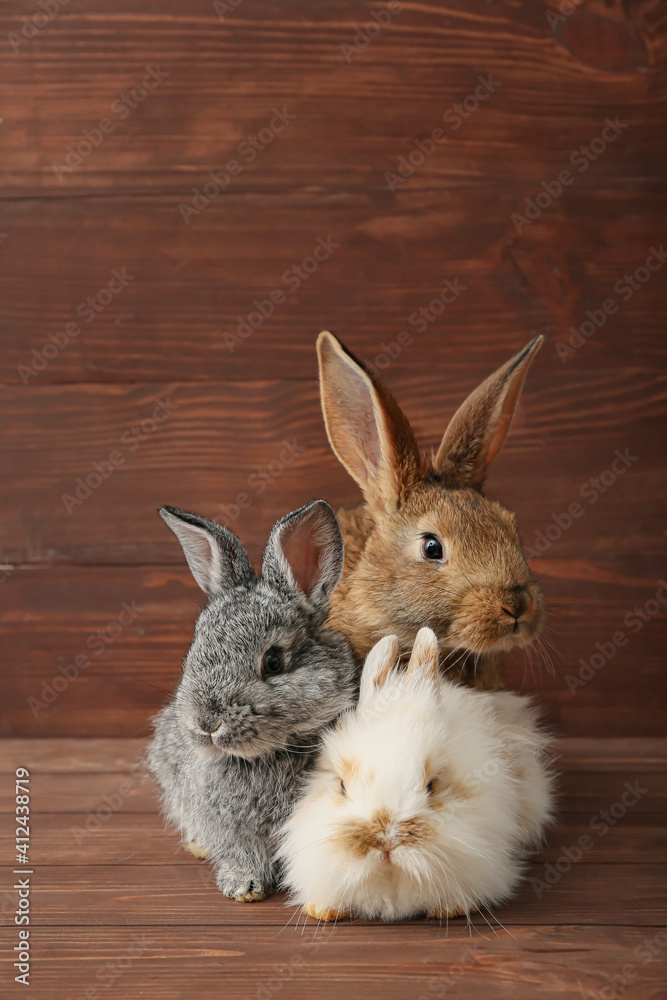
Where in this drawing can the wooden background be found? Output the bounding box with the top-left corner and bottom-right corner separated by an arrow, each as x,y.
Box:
1,0 -> 665,739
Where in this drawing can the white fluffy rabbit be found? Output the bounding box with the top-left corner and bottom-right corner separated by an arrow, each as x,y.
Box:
279,628 -> 554,921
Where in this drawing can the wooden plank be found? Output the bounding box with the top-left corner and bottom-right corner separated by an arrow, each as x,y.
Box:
0,738 -> 147,774
1,192 -> 666,385
1,862 -> 663,926
556,739 -> 667,770
0,0 -> 664,198
0,771 -> 156,814
2,812 -> 665,865
1,376 -> 665,566
1,925 -> 666,1000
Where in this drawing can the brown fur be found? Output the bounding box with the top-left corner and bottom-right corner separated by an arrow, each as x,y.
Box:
317,331 -> 545,689
338,809 -> 431,860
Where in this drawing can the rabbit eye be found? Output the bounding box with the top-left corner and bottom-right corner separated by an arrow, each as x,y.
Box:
426,780 -> 435,795
340,780 -> 347,796
421,534 -> 446,562
261,646 -> 285,678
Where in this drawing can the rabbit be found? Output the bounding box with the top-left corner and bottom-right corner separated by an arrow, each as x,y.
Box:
278,627 -> 554,922
316,330 -> 546,690
147,498 -> 358,901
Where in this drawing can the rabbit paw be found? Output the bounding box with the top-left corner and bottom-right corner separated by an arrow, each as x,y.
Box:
183,841 -> 209,859
429,905 -> 477,919
217,873 -> 270,902
303,903 -> 351,922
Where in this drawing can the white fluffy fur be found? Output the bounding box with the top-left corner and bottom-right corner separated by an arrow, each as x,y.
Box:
278,629 -> 554,921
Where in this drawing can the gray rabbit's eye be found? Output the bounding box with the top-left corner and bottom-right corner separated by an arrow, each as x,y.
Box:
261,646 -> 285,678
420,534 -> 446,562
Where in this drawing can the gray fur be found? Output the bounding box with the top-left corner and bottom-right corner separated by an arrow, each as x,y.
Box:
147,499 -> 357,899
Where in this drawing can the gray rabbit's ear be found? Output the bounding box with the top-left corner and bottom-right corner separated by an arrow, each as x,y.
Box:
262,499 -> 344,609
433,336 -> 543,489
159,506 -> 256,596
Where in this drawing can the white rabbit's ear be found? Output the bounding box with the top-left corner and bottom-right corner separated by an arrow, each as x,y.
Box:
405,628 -> 440,683
159,506 -> 256,597
359,635 -> 401,706
317,331 -> 421,514
433,336 -> 543,489
262,499 -> 344,610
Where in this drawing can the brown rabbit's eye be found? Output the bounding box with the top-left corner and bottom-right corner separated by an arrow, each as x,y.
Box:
261,646 -> 285,678
421,534 -> 445,562
426,780 -> 435,795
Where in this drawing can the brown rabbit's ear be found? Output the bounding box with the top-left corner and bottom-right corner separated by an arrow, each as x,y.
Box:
317,331 -> 421,513
433,336 -> 543,489
405,628 -> 440,683
359,634 -> 401,706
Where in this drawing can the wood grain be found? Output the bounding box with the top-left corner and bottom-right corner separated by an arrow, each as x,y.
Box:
1,925 -> 665,1000
0,0 -> 664,197
0,861 -> 661,927
1,376 -> 665,566
1,192 -> 666,384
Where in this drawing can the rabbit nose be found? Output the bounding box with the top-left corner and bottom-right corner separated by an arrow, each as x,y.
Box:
501,586 -> 530,625
196,717 -> 222,735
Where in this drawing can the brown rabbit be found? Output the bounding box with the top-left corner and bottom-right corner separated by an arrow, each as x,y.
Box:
316,331 -> 545,691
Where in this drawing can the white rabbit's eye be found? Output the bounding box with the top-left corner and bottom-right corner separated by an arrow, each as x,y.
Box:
426,780 -> 435,795
261,646 -> 285,678
420,534 -> 446,562
340,780 -> 347,796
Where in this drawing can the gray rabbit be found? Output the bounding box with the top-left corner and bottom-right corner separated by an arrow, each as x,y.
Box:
147,499 -> 357,901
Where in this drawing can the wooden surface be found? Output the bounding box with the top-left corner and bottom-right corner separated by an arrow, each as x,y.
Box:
0,738 -> 666,998
1,0 -> 666,738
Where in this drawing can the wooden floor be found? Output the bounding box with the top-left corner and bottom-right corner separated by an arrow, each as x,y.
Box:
1,738 -> 665,999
